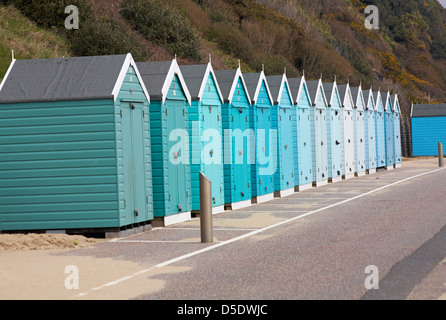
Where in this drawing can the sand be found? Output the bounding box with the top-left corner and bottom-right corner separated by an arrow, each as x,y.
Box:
0,233 -> 104,251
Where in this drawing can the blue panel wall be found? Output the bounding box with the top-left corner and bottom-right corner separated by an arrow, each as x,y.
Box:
412,117 -> 446,156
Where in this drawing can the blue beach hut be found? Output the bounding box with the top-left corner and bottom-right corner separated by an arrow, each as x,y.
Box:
180,61 -> 225,214
306,79 -> 329,187
323,79 -> 344,183
383,90 -> 395,170
338,84 -> 355,179
266,72 -> 296,197
392,94 -> 402,168
351,85 -> 366,176
0,54 -> 153,235
411,103 -> 446,156
137,58 -> 192,226
362,88 -> 377,174
244,70 -> 276,203
288,75 -> 313,191
373,91 -> 386,169
214,66 -> 253,210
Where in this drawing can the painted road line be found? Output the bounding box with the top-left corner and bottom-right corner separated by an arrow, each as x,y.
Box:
75,166 -> 446,298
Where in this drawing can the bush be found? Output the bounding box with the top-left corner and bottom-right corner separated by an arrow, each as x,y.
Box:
121,0 -> 202,61
67,17 -> 148,61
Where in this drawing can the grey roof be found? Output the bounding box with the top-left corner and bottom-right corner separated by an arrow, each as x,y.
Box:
411,103 -> 446,117
323,82 -> 334,106
287,77 -> 302,102
136,61 -> 173,100
242,73 -> 261,102
306,80 -> 320,105
0,55 -> 127,103
362,89 -> 372,110
372,91 -> 381,103
265,75 -> 284,104
350,87 -> 359,103
214,69 -> 238,101
179,64 -> 208,100
337,84 -> 348,102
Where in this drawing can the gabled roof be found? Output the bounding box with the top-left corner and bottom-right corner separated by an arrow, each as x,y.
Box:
322,80 -> 342,109
411,103 -> 446,117
338,84 -> 354,110
180,63 -> 224,103
373,91 -> 383,112
381,91 -> 392,112
214,68 -> 251,105
350,85 -> 365,111
288,75 -> 312,107
392,94 -> 400,113
243,71 -> 273,105
137,59 -> 191,105
306,79 -> 328,108
362,88 -> 375,111
266,73 -> 293,106
0,53 -> 150,103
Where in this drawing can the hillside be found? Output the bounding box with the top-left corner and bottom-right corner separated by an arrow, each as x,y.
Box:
1,0 -> 446,114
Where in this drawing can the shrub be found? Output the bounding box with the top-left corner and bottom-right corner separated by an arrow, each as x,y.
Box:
120,0 -> 202,61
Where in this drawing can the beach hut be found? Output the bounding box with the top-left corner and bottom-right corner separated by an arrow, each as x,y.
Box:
0,54 -> 153,235
383,90 -> 395,169
244,70 -> 276,203
180,61 -> 225,214
323,79 -> 344,183
137,59 -> 192,226
350,85 -> 366,176
338,84 -> 355,179
307,79 -> 329,187
288,76 -> 313,191
363,88 -> 377,174
214,66 -> 253,210
411,103 -> 446,156
266,72 -> 296,197
393,94 -> 402,168
373,91 -> 386,168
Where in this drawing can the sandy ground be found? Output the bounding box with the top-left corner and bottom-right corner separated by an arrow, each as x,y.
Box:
0,233 -> 103,251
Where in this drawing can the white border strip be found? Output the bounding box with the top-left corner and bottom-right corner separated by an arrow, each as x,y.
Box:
76,167 -> 445,298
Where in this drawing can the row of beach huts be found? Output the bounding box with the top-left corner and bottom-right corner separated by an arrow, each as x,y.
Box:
0,53 -> 401,236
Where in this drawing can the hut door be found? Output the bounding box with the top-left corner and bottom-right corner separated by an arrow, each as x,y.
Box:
122,102 -> 146,224
202,104 -> 222,206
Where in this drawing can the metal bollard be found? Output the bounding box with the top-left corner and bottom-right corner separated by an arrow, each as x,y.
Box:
199,171 -> 213,243
439,142 -> 444,167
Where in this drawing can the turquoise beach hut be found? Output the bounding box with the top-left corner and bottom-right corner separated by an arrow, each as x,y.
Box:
350,85 -> 366,176
266,72 -> 296,197
180,61 -> 225,214
306,79 -> 329,187
0,54 -> 153,234
323,79 -> 344,183
373,91 -> 386,169
244,70 -> 276,203
288,75 -> 313,191
392,94 -> 402,168
383,90 -> 395,170
338,84 -> 355,179
362,88 -> 377,174
215,66 -> 253,210
137,58 -> 192,226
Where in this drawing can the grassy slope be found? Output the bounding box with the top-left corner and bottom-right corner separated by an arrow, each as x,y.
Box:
0,5 -> 71,82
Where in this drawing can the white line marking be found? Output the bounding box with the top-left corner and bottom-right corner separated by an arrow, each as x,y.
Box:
76,167 -> 445,298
